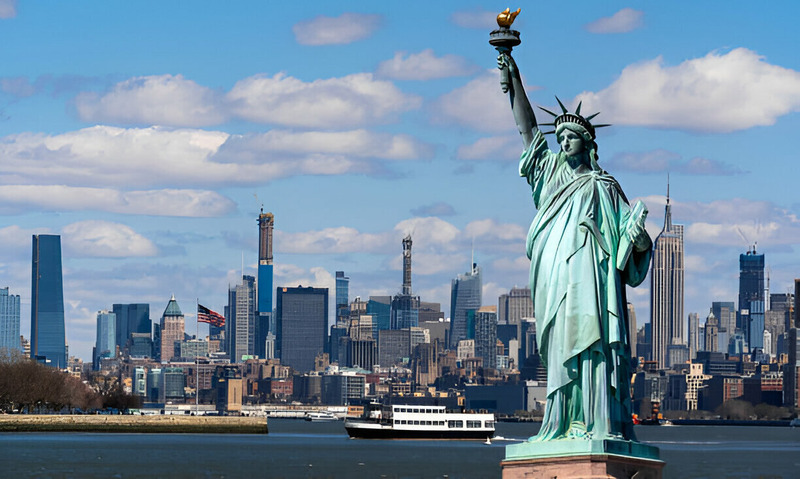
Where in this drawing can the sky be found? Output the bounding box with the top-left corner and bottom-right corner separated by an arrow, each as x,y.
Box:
2,1 -> 800,361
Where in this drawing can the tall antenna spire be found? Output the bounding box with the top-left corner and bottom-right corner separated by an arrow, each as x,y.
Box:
664,174 -> 673,231
471,237 -> 475,273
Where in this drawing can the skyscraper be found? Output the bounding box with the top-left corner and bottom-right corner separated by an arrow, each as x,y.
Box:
650,190 -> 684,369
738,246 -> 765,350
112,303 -> 150,353
687,312 -> 699,360
257,209 -> 274,358
391,235 -> 419,329
449,263 -> 482,348
474,306 -> 498,369
94,310 -> 116,369
335,271 -> 350,326
158,295 -> 184,362
31,234 -> 66,368
277,286 -> 328,373
498,287 -> 533,325
0,287 -> 21,353
227,275 -> 256,362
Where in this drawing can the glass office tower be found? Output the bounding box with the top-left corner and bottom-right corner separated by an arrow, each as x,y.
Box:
31,234 -> 66,368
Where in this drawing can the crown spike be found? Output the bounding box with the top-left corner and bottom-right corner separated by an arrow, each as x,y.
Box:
555,96 -> 568,114
575,101 -> 582,115
538,106 -> 559,117
542,130 -> 555,135
593,124 -> 612,129
585,112 -> 600,121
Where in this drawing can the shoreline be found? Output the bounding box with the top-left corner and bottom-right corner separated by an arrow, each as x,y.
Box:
0,414 -> 268,434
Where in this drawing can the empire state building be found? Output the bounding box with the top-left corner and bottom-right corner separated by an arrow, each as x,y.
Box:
650,189 -> 685,368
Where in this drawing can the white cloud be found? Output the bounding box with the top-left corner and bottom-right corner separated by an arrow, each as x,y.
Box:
450,8 -> 497,29
221,129 -> 432,162
464,219 -> 526,243
75,75 -> 226,127
607,149 -> 744,176
228,72 -> 420,129
585,8 -> 644,34
575,48 -> 800,132
274,265 -> 335,293
394,217 -> 461,248
61,220 -> 158,258
456,135 -> 522,161
376,49 -> 478,81
292,13 -> 382,46
642,196 -> 800,248
276,227 -> 390,254
434,70 -> 517,133
0,0 -> 16,19
0,126 -> 432,189
0,185 -> 235,216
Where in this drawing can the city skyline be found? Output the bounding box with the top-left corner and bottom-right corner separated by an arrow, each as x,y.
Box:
2,3 -> 800,361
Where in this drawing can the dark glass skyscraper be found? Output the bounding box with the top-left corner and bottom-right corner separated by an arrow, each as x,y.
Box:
738,247 -> 765,350
277,286 -> 328,373
112,303 -> 151,352
31,234 -> 66,368
0,287 -> 21,353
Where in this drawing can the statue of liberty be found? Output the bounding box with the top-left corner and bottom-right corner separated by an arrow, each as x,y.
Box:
493,11 -> 653,443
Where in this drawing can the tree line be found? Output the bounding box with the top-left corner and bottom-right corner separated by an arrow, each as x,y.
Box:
0,350 -> 140,413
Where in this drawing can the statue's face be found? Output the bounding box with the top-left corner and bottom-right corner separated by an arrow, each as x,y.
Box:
559,129 -> 585,157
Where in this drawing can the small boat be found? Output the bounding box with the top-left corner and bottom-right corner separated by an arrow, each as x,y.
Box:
305,411 -> 339,422
345,403 -> 495,440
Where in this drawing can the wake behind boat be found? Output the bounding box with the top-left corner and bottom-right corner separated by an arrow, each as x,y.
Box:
344,404 -> 495,440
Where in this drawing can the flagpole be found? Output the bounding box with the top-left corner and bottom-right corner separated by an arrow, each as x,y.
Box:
196,298 -> 199,416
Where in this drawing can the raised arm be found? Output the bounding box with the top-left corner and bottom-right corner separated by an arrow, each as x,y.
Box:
497,51 -> 538,149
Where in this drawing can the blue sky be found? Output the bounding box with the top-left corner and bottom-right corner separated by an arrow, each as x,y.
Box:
2,1 -> 800,360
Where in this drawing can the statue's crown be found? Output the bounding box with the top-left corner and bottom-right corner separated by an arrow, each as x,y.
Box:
540,97 -> 609,140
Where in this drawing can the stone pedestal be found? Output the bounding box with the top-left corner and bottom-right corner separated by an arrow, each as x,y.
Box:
501,439 -> 664,479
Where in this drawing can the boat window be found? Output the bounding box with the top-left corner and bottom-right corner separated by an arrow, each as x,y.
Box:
467,420 -> 481,428
486,421 -> 494,428
448,420 -> 463,428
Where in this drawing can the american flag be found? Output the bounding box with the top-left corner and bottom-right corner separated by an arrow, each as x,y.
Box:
197,304 -> 225,328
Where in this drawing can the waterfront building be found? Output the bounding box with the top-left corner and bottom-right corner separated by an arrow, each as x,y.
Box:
783,328 -> 800,408
498,287 -> 533,325
257,209 -> 274,360
321,372 -> 365,405
112,303 -> 150,355
227,275 -> 256,362
738,246 -> 765,350
147,368 -> 162,402
276,286 -> 328,373
650,190 -> 685,369
474,306 -> 498,369
94,310 -> 116,369
158,296 -> 185,363
214,365 -> 243,413
30,234 -> 66,368
449,263 -> 482,348
0,287 -> 20,353
162,367 -> 185,402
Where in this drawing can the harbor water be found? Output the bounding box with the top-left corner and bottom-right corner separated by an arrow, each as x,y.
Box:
1,419 -> 799,478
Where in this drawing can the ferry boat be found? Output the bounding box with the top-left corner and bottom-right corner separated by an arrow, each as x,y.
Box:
305,411 -> 339,422
344,404 -> 495,440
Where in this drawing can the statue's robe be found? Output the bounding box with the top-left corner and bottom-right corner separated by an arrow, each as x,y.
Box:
520,130 -> 651,441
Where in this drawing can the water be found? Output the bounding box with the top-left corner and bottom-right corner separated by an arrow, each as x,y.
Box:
1,419 -> 798,478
